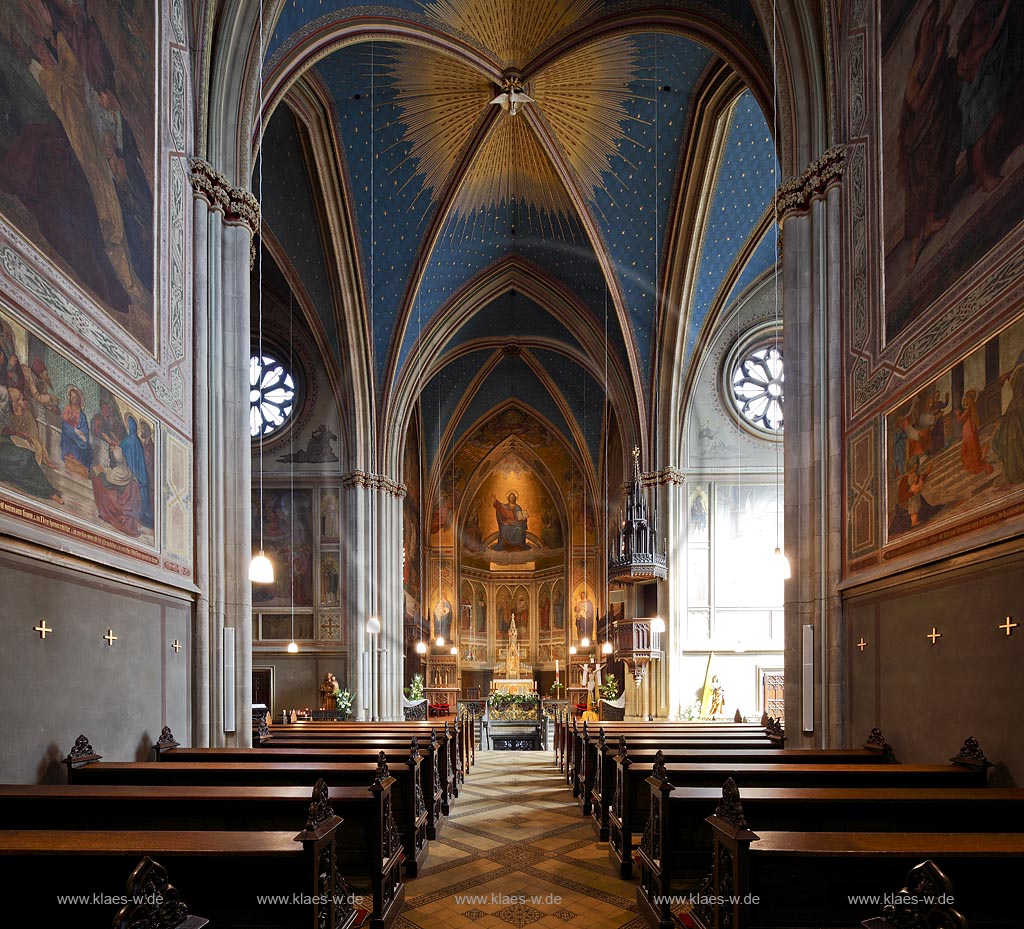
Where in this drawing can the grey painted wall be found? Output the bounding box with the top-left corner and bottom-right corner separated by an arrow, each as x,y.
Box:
846,551 -> 1024,786
258,655 -> 355,722
0,550 -> 192,783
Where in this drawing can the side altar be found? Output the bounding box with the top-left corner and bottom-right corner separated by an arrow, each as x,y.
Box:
489,617 -> 536,695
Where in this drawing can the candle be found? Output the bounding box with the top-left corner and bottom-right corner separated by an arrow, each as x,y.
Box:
555,659 -> 559,674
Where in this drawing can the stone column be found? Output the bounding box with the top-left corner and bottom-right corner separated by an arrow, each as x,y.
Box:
341,469 -> 406,721
777,147 -> 845,748
658,470 -> 687,719
190,158 -> 258,746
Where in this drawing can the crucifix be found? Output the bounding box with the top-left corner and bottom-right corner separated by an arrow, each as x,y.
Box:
856,638 -> 868,651
34,620 -> 52,639
103,629 -> 118,646
926,627 -> 942,644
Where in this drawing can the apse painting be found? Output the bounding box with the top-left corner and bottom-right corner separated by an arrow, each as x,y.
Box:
461,467 -> 565,569
882,0 -> 1024,340
0,0 -> 157,346
0,307 -> 157,549
885,309 -> 1024,541
251,489 -> 313,607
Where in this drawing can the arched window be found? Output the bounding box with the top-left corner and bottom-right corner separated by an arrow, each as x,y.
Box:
249,353 -> 297,438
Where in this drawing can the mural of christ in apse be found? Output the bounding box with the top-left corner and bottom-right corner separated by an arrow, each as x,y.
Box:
492,490 -> 528,551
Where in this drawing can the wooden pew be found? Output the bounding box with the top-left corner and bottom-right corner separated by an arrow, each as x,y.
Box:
636,776 -> 1024,926
165,730 -> 447,841
578,721 -> 797,817
260,718 -> 464,811
567,719 -> 776,804
0,779 -> 405,928
590,728 -> 886,842
608,738 -> 988,880
67,738 -> 430,879
554,714 -> 771,776
654,779 -> 1024,929
563,718 -> 777,797
0,778 -> 400,929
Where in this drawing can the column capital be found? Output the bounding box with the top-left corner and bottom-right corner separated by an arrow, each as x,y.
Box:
189,158 -> 260,235
773,145 -> 846,223
341,470 -> 407,498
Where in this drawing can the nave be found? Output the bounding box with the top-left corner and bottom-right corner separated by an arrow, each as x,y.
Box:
397,751 -> 642,929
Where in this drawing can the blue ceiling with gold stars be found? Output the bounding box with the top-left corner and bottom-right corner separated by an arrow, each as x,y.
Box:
685,90 -> 778,358
261,0 -> 778,477
441,292 -> 582,355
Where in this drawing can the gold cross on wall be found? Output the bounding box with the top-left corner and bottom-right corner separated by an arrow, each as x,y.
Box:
927,627 -> 942,644
172,639 -> 182,653
856,638 -> 868,651
103,629 -> 118,646
999,616 -> 1017,637
34,620 -> 52,639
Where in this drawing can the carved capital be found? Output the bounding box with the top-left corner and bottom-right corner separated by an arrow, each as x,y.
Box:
189,157 -> 260,237
189,157 -> 231,212
341,469 -> 407,498
774,145 -> 846,222
226,187 -> 259,234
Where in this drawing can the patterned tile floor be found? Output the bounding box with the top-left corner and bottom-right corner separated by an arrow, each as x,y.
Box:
395,749 -> 644,929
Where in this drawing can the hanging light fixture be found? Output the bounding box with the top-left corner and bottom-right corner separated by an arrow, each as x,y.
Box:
415,640 -> 427,655
249,2 -> 273,585
769,0 -> 790,582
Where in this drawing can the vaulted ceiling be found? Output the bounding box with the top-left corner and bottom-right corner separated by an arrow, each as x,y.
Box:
257,0 -> 779,482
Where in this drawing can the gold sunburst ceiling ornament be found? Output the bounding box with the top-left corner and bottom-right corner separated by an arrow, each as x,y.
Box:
385,0 -> 641,226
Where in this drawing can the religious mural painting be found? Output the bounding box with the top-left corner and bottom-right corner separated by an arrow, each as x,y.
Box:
251,488 -> 313,607
572,586 -> 596,643
431,595 -> 453,641
402,421 -> 422,630
473,583 -> 487,635
320,552 -> 340,606
0,0 -> 158,346
0,307 -> 158,547
319,488 -> 339,540
882,0 -> 1024,340
885,309 -> 1024,540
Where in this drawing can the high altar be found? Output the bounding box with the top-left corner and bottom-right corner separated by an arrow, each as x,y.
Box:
489,617 -> 536,695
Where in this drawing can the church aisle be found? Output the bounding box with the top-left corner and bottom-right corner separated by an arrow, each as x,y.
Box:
394,750 -> 645,929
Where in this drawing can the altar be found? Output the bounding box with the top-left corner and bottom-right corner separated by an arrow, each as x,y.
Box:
489,617 -> 536,696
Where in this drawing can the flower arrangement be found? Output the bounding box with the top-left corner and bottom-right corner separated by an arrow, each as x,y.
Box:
404,673 -> 425,701
599,674 -> 620,700
332,686 -> 354,718
549,680 -> 565,697
488,692 -> 539,710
